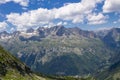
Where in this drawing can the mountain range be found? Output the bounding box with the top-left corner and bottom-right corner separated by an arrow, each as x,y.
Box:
0,26 -> 120,79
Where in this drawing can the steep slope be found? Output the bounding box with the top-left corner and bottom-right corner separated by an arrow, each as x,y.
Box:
96,60 -> 120,80
0,45 -> 45,80
99,28 -> 120,64
101,28 -> 120,48
0,26 -> 116,76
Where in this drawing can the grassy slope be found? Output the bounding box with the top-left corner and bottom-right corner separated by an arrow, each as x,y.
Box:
0,45 -> 45,80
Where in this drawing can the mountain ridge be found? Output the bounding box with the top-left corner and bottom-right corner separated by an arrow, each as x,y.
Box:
0,26 -> 97,40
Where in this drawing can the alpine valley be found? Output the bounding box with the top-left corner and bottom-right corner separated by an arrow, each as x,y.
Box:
0,26 -> 120,80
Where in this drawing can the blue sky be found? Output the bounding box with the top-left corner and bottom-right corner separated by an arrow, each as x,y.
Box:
0,0 -> 120,32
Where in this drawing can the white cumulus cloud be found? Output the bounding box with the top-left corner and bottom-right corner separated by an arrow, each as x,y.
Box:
87,13 -> 108,25
7,8 -> 54,31
0,0 -> 29,6
0,22 -> 8,31
6,0 -> 105,31
103,0 -> 120,13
